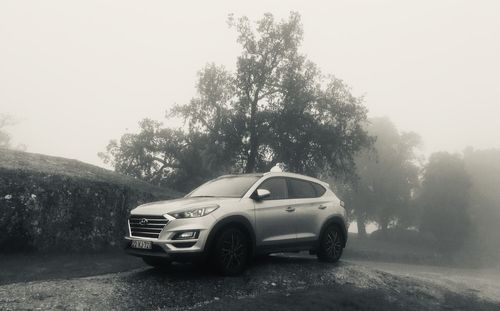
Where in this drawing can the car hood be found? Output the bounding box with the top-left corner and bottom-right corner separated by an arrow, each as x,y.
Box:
130,197 -> 240,215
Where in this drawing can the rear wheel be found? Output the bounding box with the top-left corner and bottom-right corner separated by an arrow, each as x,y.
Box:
317,225 -> 344,262
142,257 -> 171,269
211,227 -> 249,276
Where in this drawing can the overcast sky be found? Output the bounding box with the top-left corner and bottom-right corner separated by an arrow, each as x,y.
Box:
1,0 -> 499,168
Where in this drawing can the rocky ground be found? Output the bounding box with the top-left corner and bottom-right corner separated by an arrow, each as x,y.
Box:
0,253 -> 499,311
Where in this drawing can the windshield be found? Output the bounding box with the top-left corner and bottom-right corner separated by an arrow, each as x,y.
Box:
188,175 -> 261,198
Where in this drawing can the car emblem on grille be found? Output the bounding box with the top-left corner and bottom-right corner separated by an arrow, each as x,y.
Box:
139,218 -> 148,226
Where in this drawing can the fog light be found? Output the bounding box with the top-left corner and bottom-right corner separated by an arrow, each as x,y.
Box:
173,231 -> 199,240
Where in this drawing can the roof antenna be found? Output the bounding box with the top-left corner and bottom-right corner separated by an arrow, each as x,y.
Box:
270,163 -> 286,172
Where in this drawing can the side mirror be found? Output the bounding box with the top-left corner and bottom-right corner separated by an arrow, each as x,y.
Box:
253,189 -> 271,201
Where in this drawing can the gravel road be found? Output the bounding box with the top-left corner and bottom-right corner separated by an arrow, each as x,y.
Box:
0,254 -> 499,311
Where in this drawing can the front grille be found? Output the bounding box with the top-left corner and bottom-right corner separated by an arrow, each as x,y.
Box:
129,215 -> 169,238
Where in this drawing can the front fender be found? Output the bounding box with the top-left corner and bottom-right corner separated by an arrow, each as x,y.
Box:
204,215 -> 256,256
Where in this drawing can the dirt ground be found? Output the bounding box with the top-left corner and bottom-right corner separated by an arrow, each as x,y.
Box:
0,251 -> 143,285
0,252 -> 499,311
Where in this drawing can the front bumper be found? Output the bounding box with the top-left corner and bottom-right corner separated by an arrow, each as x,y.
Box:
124,240 -> 206,262
124,213 -> 216,260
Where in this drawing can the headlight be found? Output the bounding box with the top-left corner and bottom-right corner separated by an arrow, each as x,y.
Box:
168,205 -> 219,219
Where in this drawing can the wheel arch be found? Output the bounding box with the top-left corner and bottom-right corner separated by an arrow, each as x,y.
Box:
318,215 -> 348,248
205,215 -> 256,257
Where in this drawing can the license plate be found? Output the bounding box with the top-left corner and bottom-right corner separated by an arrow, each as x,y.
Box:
131,240 -> 152,250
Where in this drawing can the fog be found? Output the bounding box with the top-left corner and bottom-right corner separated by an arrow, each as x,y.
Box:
2,3 -> 500,309
1,0 -> 500,166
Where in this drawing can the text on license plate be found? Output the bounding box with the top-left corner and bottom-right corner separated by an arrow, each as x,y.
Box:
131,240 -> 152,250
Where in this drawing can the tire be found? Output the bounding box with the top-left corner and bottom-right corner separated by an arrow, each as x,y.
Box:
211,227 -> 249,276
142,257 -> 171,269
255,253 -> 271,261
317,224 -> 344,262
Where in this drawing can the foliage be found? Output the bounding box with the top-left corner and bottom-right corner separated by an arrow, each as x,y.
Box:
99,119 -> 226,192
100,13 -> 372,191
335,117 -> 421,236
0,114 -> 26,151
418,152 -> 471,251
228,13 -> 371,175
0,114 -> 12,148
229,12 -> 305,172
0,114 -> 14,149
463,148 -> 500,260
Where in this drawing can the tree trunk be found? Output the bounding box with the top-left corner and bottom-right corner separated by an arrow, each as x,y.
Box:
357,212 -> 367,238
381,218 -> 389,232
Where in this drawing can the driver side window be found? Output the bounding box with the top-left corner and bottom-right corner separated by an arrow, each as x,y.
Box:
258,178 -> 288,200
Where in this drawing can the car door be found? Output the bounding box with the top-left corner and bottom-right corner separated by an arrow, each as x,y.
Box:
287,178 -> 328,243
253,177 -> 296,246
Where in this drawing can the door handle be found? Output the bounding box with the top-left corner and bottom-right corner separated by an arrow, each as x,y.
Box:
318,205 -> 327,210
285,206 -> 295,212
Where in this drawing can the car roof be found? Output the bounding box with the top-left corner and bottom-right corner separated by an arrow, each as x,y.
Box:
218,173 -> 264,178
263,172 -> 330,187
218,172 -> 329,188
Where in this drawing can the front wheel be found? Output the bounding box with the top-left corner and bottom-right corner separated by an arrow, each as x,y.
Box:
211,228 -> 249,276
317,225 -> 344,262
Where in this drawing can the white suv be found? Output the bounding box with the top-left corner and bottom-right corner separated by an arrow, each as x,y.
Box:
125,169 -> 347,275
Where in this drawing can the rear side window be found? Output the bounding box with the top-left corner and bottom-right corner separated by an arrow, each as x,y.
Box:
312,183 -> 326,197
287,178 -> 316,199
258,178 -> 288,200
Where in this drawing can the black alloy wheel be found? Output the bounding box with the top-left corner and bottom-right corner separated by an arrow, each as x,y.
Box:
318,225 -> 343,262
213,227 -> 249,276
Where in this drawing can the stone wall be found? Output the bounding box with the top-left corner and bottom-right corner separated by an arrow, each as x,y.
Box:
0,151 -> 179,253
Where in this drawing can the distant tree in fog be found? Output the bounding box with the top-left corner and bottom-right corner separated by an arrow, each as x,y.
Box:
0,114 -> 26,151
100,65 -> 242,192
463,148 -> 500,259
336,117 -> 421,236
418,152 -> 471,251
0,114 -> 14,148
170,63 -> 243,174
175,13 -> 371,176
228,13 -> 305,173
99,119 -> 223,192
100,13 -> 372,191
